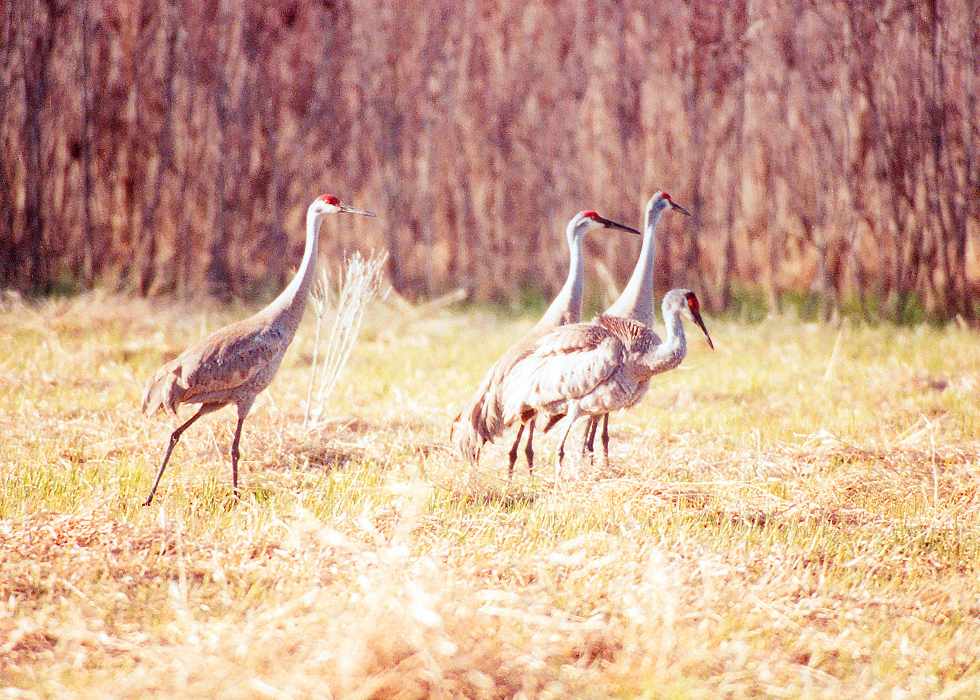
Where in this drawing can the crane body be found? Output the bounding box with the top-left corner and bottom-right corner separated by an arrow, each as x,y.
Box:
583,191 -> 691,462
141,194 -> 376,505
452,210 -> 640,478
497,289 -> 714,484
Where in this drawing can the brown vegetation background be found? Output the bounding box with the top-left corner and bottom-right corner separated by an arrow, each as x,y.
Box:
1,0 -> 976,320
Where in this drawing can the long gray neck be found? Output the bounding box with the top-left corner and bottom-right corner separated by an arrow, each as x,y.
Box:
534,220 -> 583,330
261,208 -> 321,335
639,307 -> 686,378
604,206 -> 663,326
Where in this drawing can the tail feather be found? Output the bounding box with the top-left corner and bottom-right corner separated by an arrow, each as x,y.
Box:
452,362 -> 508,463
452,332 -> 546,463
141,361 -> 183,417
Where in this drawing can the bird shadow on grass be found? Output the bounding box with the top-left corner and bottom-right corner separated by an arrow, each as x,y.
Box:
646,487 -> 713,510
254,435 -> 365,476
443,486 -> 541,511
303,415 -> 430,437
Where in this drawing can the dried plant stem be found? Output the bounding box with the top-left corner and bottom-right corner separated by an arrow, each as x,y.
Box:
303,267 -> 329,427
304,251 -> 389,428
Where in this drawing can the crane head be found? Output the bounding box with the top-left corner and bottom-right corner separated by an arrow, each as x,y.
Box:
682,291 -> 714,349
663,289 -> 714,349
573,210 -> 641,236
649,191 -> 692,217
312,193 -> 377,218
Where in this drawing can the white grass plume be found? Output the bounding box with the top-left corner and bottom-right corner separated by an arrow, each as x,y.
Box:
304,251 -> 389,428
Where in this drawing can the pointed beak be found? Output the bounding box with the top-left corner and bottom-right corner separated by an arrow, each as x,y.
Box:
597,215 -> 641,235
690,308 -> 714,349
670,201 -> 692,216
340,203 -> 377,217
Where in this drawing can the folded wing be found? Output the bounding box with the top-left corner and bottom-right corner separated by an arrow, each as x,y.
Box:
500,322 -> 626,423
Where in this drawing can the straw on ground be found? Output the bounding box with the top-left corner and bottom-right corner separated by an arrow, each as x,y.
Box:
0,293 -> 977,698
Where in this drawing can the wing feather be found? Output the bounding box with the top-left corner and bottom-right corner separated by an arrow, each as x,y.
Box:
501,323 -> 625,423
452,325 -> 557,459
142,317 -> 287,414
179,320 -> 286,402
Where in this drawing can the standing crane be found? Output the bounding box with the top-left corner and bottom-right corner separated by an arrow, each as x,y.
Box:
452,210 -> 640,478
582,191 -> 691,463
140,194 -> 376,505
498,289 -> 714,484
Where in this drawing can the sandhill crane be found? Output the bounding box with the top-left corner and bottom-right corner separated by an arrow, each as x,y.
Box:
583,191 -> 691,463
498,289 -> 714,485
140,194 -> 376,505
452,210 -> 640,478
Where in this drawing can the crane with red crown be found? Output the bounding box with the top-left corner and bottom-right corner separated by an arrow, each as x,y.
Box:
140,194 -> 376,505
500,288 -> 714,485
579,190 -> 693,462
452,208 -> 640,478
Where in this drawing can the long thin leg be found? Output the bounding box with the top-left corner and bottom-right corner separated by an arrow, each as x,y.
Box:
143,404 -> 216,506
553,407 -> 580,487
524,418 -> 535,475
600,414 -> 610,464
507,422 -> 526,481
230,404 -> 250,499
582,416 -> 599,458
542,413 -> 564,433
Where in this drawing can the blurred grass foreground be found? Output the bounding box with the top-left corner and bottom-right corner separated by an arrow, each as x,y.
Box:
0,293 -> 977,696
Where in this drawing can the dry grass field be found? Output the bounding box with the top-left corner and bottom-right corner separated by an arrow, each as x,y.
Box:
1,293 -> 978,698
